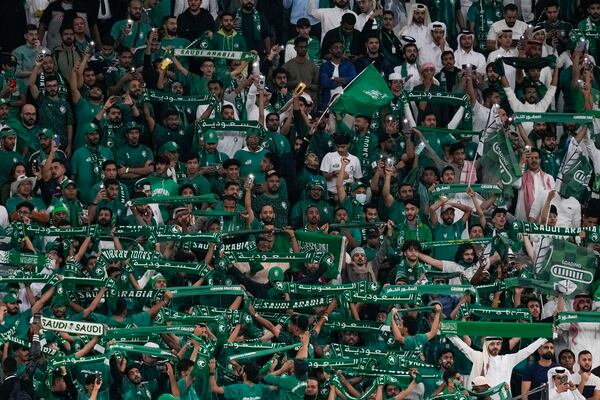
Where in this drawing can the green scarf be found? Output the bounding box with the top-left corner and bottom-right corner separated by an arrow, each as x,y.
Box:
229,342 -> 301,361
405,92 -> 472,128
555,312 -> 600,325
421,237 -> 493,249
439,320 -> 553,338
511,221 -> 600,242
253,296 -> 333,311
142,89 -> 215,105
513,112 -> 595,124
456,303 -> 532,321
430,184 -> 502,199
128,194 -> 217,206
41,316 -> 105,336
173,48 -> 255,62
271,281 -> 380,296
501,56 -> 554,70
236,8 -> 261,41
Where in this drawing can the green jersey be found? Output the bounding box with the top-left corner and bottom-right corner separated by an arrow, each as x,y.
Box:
98,120 -> 127,150
210,30 -> 247,72
115,143 -> 154,187
467,0 -> 503,55
432,220 -> 465,261
234,148 -> 268,177
403,333 -> 429,352
264,374 -> 307,400
0,150 -> 24,187
223,382 -> 271,400
8,120 -> 41,153
147,174 -> 179,197
153,123 -> 194,152
264,131 -> 291,156
74,97 -> 103,150
6,196 -> 47,213
111,20 -> 152,49
37,96 -> 74,144
71,145 -> 114,204
183,174 -> 211,195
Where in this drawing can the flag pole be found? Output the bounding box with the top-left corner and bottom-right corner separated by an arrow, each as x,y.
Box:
311,62 -> 377,134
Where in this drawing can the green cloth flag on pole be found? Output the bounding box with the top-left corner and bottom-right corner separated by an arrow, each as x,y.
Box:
480,130 -> 523,186
534,238 -> 597,297
557,150 -> 592,200
331,64 -> 394,116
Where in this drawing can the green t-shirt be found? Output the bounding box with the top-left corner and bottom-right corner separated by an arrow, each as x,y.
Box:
115,143 -> 154,186
223,382 -> 271,400
37,96 -> 74,144
178,378 -> 200,400
71,145 -> 114,204
234,148 -> 268,177
6,196 -> 47,213
0,151 -> 24,187
153,123 -> 194,153
403,333 -> 429,352
90,311 -> 151,328
74,97 -> 103,149
432,220 -> 465,261
264,374 -> 307,400
111,20 -> 152,49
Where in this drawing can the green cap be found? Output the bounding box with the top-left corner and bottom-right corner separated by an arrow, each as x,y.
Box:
0,127 -> 16,138
268,266 -> 284,283
38,128 -> 54,138
350,182 -> 367,192
0,99 -> 8,107
157,395 -> 180,400
83,122 -> 99,135
60,180 -> 77,190
45,241 -> 62,253
51,203 -> 69,216
124,121 -> 142,132
2,293 -> 21,304
307,181 -> 325,191
158,141 -> 179,154
203,129 -> 218,144
51,295 -> 70,308
246,127 -> 263,137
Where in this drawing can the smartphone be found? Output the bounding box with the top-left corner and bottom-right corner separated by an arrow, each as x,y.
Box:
257,75 -> 266,90
576,38 -> 589,52
126,19 -> 133,30
53,134 -> 61,146
33,313 -> 41,324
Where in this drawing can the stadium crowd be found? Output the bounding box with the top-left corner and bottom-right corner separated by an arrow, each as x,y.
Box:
1,0 -> 600,399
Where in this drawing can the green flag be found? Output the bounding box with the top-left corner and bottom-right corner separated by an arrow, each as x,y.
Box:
480,130 -> 523,186
295,230 -> 346,279
330,64 -> 394,116
534,238 -> 597,297
558,151 -> 592,199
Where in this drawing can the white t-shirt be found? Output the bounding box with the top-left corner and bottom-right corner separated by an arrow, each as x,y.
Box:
320,151 -> 363,193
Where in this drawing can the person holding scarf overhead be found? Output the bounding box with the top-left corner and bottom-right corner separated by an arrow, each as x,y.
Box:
449,335 -> 548,390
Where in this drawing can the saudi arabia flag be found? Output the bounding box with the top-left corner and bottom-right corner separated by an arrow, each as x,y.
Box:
330,64 -> 394,116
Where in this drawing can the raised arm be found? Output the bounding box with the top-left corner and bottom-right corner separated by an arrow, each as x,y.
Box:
425,304 -> 442,340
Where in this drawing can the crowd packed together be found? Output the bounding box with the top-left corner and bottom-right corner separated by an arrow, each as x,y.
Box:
2,0 -> 600,399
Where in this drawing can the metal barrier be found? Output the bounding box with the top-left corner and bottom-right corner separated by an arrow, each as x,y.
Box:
511,383 -> 548,400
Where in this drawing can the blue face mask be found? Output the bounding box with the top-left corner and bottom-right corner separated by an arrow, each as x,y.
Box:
355,193 -> 367,205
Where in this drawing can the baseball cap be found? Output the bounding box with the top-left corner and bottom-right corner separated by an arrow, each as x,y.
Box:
268,266 -> 284,283
38,128 -> 54,138
60,179 -> 77,191
366,228 -> 379,238
350,182 -> 367,192
159,141 -> 179,154
0,127 -> 16,139
124,121 -> 142,132
2,293 -> 21,304
388,72 -> 403,81
472,376 -> 490,387
203,129 -> 218,144
441,204 -> 454,213
83,122 -> 99,135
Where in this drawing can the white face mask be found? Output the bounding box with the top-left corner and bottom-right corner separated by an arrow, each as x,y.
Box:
355,193 -> 367,205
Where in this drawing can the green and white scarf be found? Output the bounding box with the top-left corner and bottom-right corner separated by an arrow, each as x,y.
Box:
235,8 -> 261,41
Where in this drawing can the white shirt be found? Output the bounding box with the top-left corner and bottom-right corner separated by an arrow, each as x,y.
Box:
393,63 -> 421,91
472,101 -> 500,132
487,47 -> 518,89
513,169 -> 556,221
504,85 -> 557,131
450,336 -> 547,389
442,260 -> 477,285
454,47 -> 487,75
308,0 -> 357,40
355,12 -> 371,32
487,19 -> 528,42
529,191 -> 581,228
400,24 -> 429,45
571,372 -> 600,391
419,41 -> 453,72
320,151 -> 363,193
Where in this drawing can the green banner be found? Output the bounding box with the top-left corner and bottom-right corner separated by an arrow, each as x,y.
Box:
480,129 -> 523,186
142,89 -> 215,105
513,112 -> 595,124
440,321 -> 553,338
